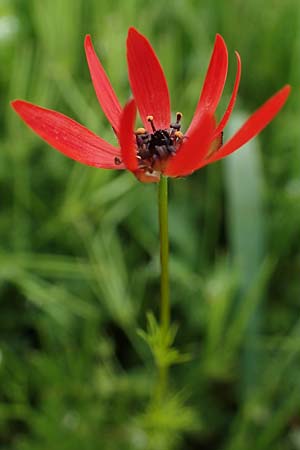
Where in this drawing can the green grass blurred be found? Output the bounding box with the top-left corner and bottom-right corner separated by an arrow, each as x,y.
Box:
1,0 -> 300,448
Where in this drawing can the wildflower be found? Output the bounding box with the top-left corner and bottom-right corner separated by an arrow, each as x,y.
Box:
12,28 -> 290,183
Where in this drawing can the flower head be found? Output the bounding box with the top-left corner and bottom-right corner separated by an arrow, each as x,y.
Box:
12,28 -> 290,183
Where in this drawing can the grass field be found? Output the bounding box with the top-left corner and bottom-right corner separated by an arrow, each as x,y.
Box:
1,0 -> 300,448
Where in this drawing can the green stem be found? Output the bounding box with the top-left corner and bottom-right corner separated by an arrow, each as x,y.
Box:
158,175 -> 170,394
158,175 -> 170,331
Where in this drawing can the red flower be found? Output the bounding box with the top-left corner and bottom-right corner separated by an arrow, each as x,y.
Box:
12,28 -> 290,183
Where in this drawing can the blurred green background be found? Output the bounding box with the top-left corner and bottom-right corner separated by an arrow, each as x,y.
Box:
1,0 -> 300,448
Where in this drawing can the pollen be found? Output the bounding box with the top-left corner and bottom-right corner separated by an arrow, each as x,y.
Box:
135,127 -> 146,135
174,131 -> 183,139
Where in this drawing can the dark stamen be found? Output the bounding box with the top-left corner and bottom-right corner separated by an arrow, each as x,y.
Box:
170,112 -> 183,132
147,115 -> 156,132
176,112 -> 183,123
114,157 -> 122,165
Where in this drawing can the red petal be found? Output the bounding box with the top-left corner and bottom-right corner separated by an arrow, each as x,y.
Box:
187,34 -> 228,135
127,27 -> 171,131
207,84 -> 291,164
119,99 -> 138,171
11,100 -> 123,169
84,35 -> 122,134
164,113 -> 216,177
213,51 -> 241,138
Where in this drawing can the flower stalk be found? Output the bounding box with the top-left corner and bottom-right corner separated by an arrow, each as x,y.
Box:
158,175 -> 170,395
158,176 -> 170,331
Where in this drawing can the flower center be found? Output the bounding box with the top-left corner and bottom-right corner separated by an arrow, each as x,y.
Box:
114,113 -> 185,173
135,113 -> 184,173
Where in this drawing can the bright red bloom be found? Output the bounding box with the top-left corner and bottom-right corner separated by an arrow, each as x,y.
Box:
12,28 -> 290,183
